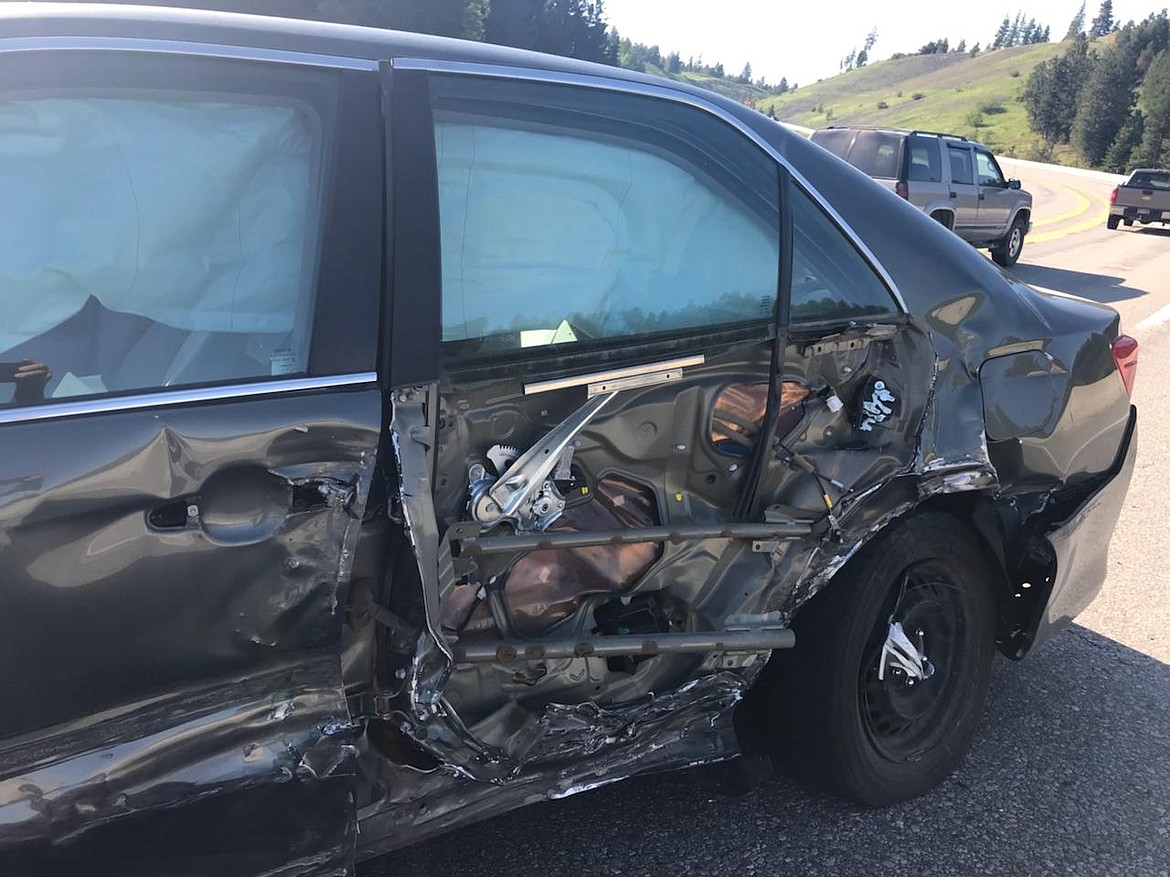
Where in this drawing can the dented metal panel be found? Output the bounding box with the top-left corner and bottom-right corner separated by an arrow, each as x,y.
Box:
0,388 -> 381,874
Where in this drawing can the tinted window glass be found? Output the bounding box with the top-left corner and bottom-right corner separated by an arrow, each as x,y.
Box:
1130,171 -> 1170,189
790,187 -> 899,323
809,128 -> 855,159
843,131 -> 903,179
948,145 -> 974,184
906,136 -> 942,183
430,76 -> 780,360
0,88 -> 326,407
975,150 -> 1005,187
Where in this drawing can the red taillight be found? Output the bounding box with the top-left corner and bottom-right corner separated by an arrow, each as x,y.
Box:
895,180 -> 909,200
1111,334 -> 1138,397
1110,186 -> 1119,204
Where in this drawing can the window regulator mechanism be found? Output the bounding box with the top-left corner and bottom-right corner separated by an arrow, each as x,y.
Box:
468,391 -> 617,533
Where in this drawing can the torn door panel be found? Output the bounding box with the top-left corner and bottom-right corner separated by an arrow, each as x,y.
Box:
0,390 -> 381,874
356,671 -> 747,859
0,659 -> 357,877
371,318 -> 947,818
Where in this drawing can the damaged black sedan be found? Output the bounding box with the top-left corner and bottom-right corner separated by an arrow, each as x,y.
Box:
0,5 -> 1139,875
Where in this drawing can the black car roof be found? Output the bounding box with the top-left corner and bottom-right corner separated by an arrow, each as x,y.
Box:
2,3 -> 693,92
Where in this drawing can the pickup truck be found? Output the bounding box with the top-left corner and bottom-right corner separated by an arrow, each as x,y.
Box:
1108,168 -> 1170,229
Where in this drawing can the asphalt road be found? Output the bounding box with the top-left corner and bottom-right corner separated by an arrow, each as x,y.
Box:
362,162 -> 1170,877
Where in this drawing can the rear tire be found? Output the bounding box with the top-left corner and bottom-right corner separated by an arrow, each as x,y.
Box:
991,216 -> 1025,266
1123,218 -> 1133,227
764,513 -> 997,806
930,210 -> 953,230
1107,215 -> 1121,230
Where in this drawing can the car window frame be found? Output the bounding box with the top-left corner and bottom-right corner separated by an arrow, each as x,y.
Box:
975,148 -> 1007,188
0,47 -> 383,418
905,134 -> 943,184
947,143 -> 975,186
387,58 -> 907,383
423,72 -> 784,370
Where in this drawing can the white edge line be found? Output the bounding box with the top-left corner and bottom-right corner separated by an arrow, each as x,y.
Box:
1136,303 -> 1170,332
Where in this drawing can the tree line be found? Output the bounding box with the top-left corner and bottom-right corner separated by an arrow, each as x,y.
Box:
615,39 -> 790,92
1024,7 -> 1170,171
82,0 -> 613,62
66,0 -> 779,93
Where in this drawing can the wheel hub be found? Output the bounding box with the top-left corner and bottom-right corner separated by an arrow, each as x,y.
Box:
878,620 -> 935,684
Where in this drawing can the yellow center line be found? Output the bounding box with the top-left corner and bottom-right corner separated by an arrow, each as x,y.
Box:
1026,177 -> 1112,244
1031,183 -> 1091,228
1028,207 -> 1110,243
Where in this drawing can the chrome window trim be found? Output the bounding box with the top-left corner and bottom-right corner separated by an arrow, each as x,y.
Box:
393,57 -> 909,314
524,355 -> 706,396
0,372 -> 378,426
0,36 -> 379,70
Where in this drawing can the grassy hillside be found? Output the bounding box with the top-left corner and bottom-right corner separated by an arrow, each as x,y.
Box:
758,42 -> 1074,160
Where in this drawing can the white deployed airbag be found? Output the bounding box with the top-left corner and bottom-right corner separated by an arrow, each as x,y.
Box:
0,97 -> 317,354
435,120 -> 778,345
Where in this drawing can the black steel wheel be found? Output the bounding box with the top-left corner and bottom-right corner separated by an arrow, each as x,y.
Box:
762,512 -> 997,806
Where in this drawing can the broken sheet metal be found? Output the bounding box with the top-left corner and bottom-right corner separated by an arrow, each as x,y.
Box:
357,671 -> 749,858
0,389 -> 381,875
766,340 -> 1000,622
0,659 -> 359,877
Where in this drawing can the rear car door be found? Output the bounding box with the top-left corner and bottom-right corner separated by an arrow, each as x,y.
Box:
946,143 -> 980,233
0,47 -> 383,874
904,134 -> 949,214
372,62 -> 935,802
974,147 -> 1013,234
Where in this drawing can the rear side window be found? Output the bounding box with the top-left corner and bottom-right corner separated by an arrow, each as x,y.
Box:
809,128 -> 854,159
948,145 -> 974,184
430,76 -> 780,361
843,131 -> 903,179
0,59 -> 335,407
1130,171 -> 1170,189
906,136 -> 942,182
790,186 -> 900,323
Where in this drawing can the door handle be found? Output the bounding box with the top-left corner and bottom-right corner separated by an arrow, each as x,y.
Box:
148,498 -> 198,530
949,191 -> 957,199
978,193 -> 986,201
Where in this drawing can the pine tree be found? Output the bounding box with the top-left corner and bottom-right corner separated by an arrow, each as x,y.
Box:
1008,12 -> 1022,46
971,42 -> 982,56
1103,110 -> 1145,172
1072,39 -> 1140,165
1133,50 -> 1170,167
1066,2 -> 1086,39
956,38 -> 967,53
993,16 -> 1011,49
1090,1 -> 1115,38
1024,33 -> 1094,142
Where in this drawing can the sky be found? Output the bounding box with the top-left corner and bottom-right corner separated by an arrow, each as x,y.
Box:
603,0 -> 1170,87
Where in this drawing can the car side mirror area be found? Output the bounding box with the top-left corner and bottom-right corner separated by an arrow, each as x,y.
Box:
1008,179 -> 1021,190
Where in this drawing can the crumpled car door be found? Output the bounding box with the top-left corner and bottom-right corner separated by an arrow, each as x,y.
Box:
0,47 -> 385,876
